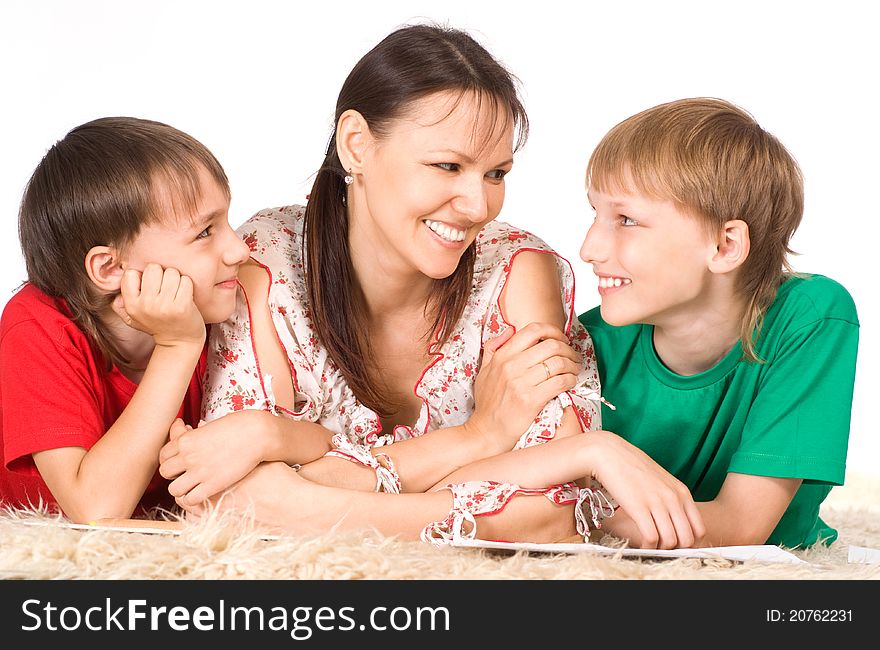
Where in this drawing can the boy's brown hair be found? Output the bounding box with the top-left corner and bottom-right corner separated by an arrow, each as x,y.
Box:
18,116 -> 230,369
586,97 -> 804,361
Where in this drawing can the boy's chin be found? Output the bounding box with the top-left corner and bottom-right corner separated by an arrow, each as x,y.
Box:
200,306 -> 235,325
599,305 -> 636,327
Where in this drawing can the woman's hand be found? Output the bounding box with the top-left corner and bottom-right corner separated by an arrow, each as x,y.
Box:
584,431 -> 706,549
159,410 -> 280,506
466,322 -> 583,452
113,263 -> 206,348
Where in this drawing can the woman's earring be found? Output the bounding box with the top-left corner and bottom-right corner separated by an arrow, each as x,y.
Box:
344,169 -> 354,185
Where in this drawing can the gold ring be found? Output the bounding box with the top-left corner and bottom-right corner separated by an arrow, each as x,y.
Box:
541,361 -> 552,381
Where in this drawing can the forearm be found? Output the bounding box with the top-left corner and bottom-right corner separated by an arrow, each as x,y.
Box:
298,423 -> 498,493
692,475 -> 802,547
434,409 -> 590,489
280,471 -> 577,542
266,417 -> 334,464
693,501 -> 782,547
64,343 -> 203,520
692,501 -> 764,547
224,463 -> 576,543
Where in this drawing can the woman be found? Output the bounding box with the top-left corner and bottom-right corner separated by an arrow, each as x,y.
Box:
159,24 -> 702,548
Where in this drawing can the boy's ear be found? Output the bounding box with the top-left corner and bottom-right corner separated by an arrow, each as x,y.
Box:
335,109 -> 372,179
708,219 -> 750,274
85,245 -> 125,292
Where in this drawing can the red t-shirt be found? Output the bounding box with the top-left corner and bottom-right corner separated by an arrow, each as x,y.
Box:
0,283 -> 206,516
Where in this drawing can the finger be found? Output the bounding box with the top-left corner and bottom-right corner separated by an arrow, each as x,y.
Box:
529,373 -> 579,406
159,455 -> 185,479
158,442 -> 172,465
174,274 -> 195,305
537,356 -> 582,382
498,322 -> 567,356
119,268 -> 143,302
168,418 -> 189,442
168,473 -> 201,499
532,360 -> 554,386
668,504 -> 696,549
177,497 -> 203,519
684,499 -> 706,545
159,266 -> 182,299
518,337 -> 579,367
481,327 -> 515,366
651,509 -> 679,550
139,263 -> 165,297
629,506 -> 660,549
110,293 -> 134,326
181,484 -> 213,507
165,418 -> 191,453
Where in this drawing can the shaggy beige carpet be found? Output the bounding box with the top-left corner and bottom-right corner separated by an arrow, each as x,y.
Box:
1,472 -> 878,580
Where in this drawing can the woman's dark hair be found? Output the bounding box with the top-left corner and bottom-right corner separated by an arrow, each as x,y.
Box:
303,23 -> 528,418
18,116 -> 229,369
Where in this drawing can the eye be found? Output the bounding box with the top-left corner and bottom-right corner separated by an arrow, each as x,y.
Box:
433,162 -> 459,172
621,215 -> 638,226
196,225 -> 213,240
486,169 -> 508,181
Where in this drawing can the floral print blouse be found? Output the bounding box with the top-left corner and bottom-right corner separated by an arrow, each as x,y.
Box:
202,205 -> 603,453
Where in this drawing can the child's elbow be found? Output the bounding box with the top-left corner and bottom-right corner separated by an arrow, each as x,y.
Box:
61,501 -> 135,525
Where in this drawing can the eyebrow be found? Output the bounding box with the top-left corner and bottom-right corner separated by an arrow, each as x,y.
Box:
189,207 -> 226,231
427,149 -> 514,167
587,193 -> 630,209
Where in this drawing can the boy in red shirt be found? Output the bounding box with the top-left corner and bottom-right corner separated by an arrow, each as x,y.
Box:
0,117 -> 249,522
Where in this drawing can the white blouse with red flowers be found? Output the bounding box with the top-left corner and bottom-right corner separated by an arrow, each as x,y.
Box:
202,205 -> 604,452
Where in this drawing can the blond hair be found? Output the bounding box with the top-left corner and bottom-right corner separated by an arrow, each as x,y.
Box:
587,97 -> 804,361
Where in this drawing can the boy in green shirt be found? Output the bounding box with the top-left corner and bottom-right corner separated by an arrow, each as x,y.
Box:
577,98 -> 859,548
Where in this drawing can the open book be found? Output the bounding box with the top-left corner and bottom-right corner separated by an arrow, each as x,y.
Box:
18,517 -> 829,564
450,537 -> 806,564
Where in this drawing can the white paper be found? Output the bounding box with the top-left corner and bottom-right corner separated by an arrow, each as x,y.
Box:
847,545 -> 880,564
451,538 -> 806,564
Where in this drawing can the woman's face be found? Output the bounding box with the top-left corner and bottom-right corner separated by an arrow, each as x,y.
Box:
350,90 -> 515,282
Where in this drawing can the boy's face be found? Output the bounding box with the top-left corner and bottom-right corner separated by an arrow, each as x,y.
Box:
120,166 -> 250,324
580,186 -> 718,328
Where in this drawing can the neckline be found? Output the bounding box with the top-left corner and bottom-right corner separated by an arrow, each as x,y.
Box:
639,325 -> 742,388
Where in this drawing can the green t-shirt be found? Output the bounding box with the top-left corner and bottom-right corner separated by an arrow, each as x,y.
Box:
578,274 -> 859,548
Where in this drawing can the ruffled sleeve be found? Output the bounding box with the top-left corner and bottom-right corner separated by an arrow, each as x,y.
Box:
474,220 -> 604,447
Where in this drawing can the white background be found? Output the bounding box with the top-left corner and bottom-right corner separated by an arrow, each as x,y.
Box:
1,1 -> 877,477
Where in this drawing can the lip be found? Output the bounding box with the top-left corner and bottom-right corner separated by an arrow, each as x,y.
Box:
423,220 -> 469,250
215,278 -> 239,289
595,273 -> 631,297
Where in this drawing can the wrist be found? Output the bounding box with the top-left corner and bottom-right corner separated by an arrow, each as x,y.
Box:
576,430 -> 608,479
146,339 -> 204,367
461,418 -> 499,459
153,335 -> 205,354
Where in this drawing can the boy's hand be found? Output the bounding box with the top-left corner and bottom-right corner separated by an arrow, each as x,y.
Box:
466,322 -> 582,453
159,411 -> 276,507
585,431 -> 706,549
176,461 -> 297,537
113,263 -> 206,347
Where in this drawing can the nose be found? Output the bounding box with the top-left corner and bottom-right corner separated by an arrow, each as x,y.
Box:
450,175 -> 489,224
223,225 -> 251,266
579,220 -> 606,265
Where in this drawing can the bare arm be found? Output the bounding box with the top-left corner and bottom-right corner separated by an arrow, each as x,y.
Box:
33,265 -> 205,523
695,473 -> 801,546
299,251 -> 581,492
164,252 -> 583,498
601,473 -> 799,549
